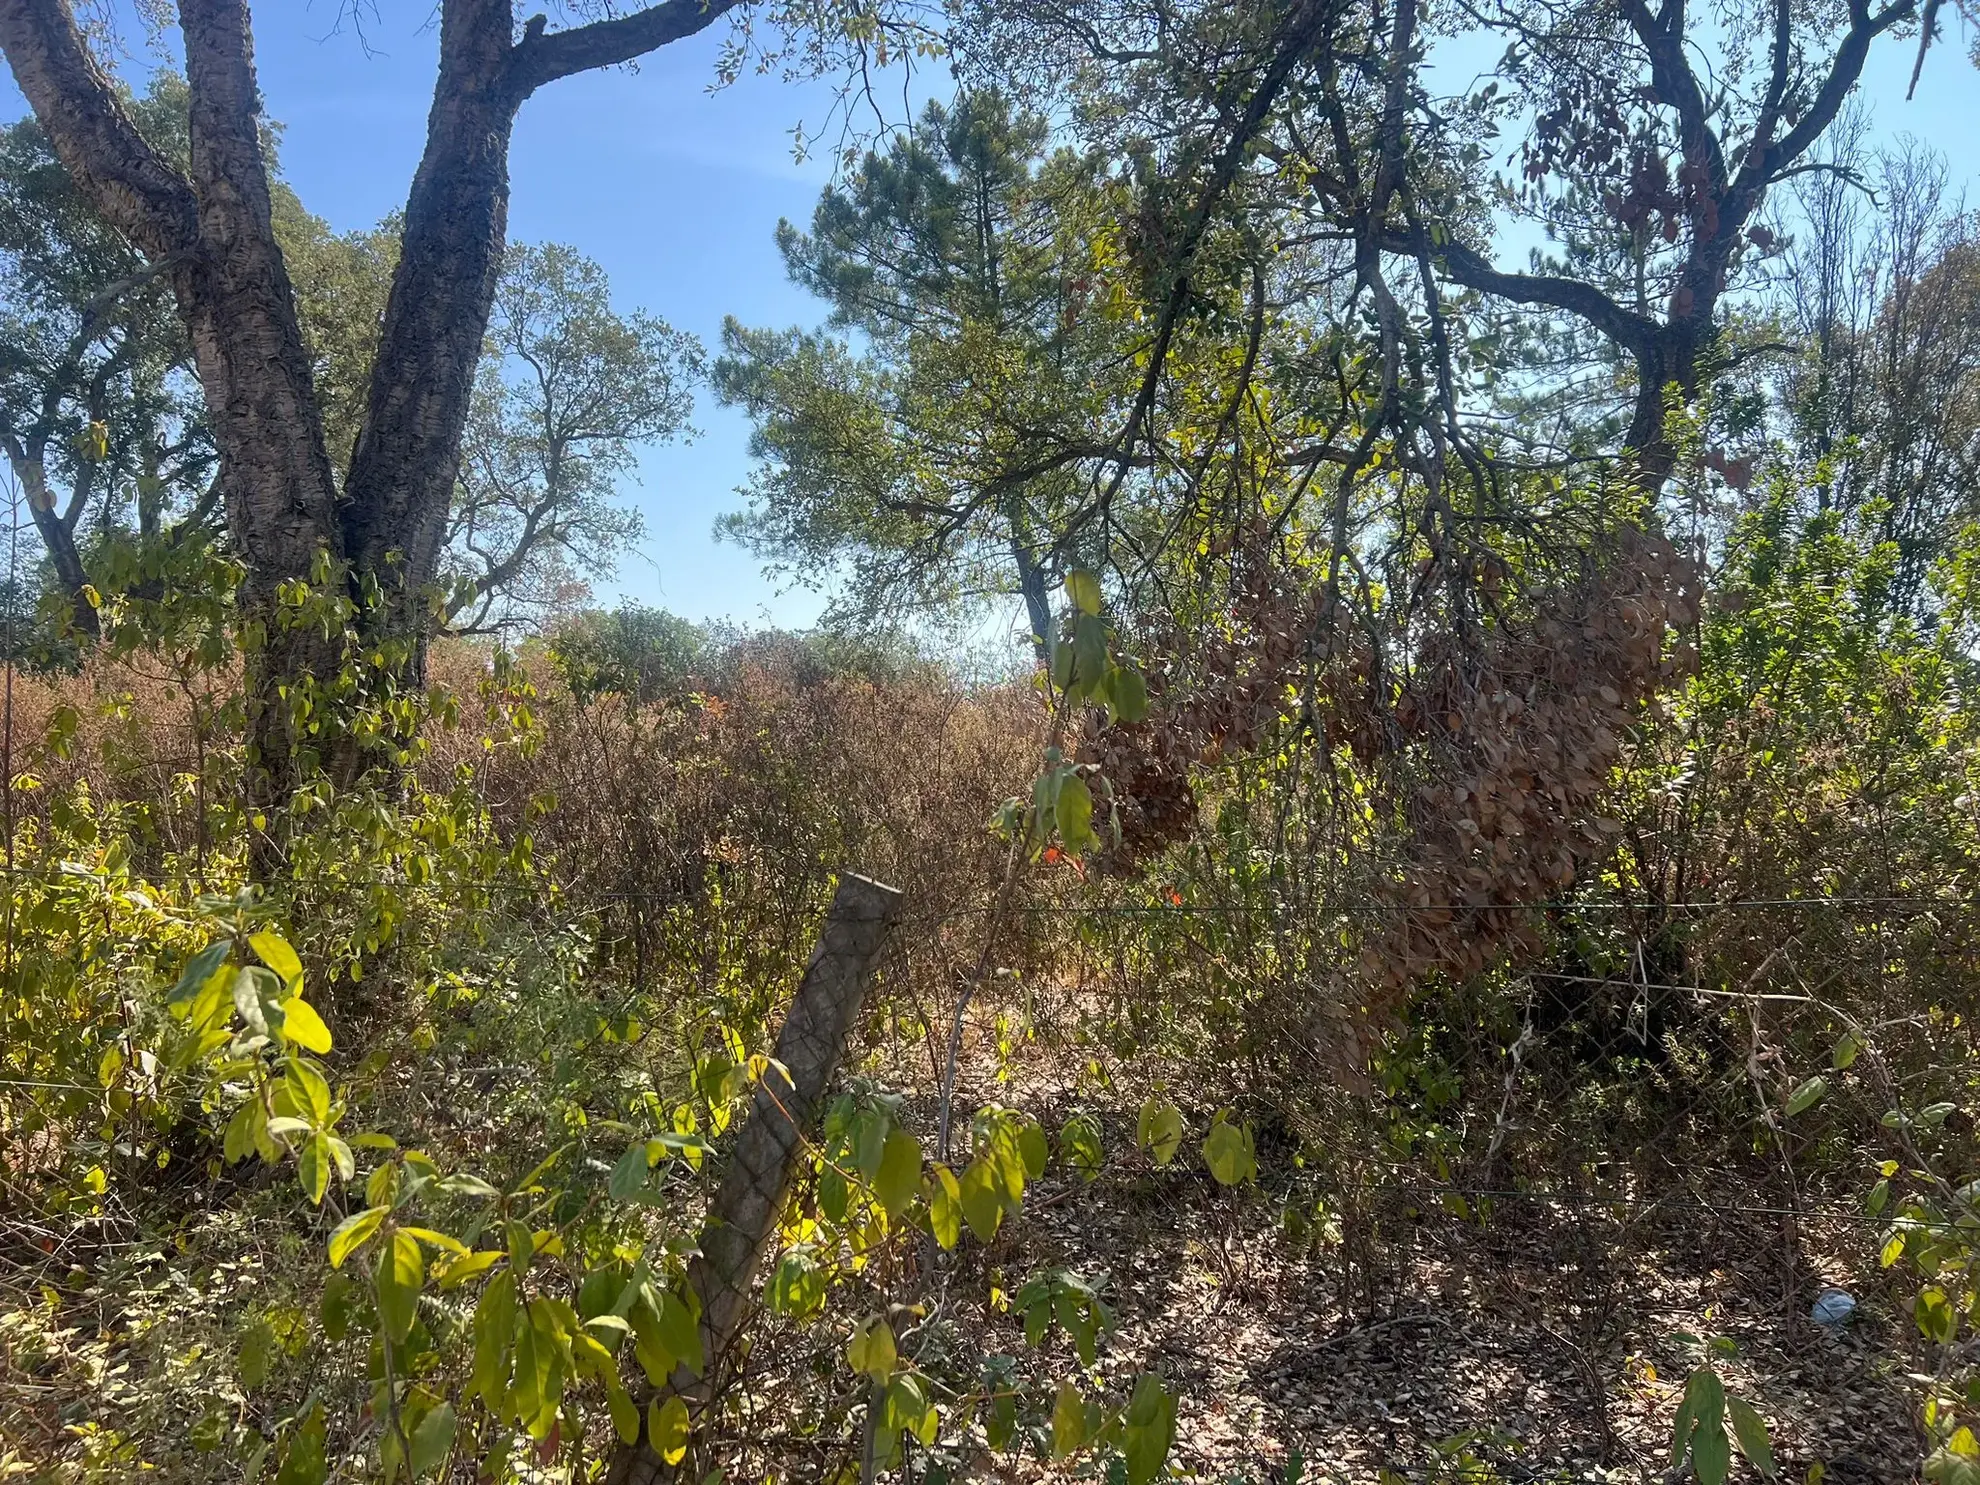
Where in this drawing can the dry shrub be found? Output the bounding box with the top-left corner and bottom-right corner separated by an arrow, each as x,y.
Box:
423,634 -> 1057,1073
0,647 -> 240,873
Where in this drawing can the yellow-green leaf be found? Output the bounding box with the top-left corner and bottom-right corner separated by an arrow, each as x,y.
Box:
250,930 -> 303,988
607,1381 -> 638,1446
408,1402 -> 454,1477
958,1156 -> 1005,1242
1065,569 -> 1102,616
650,1395 -> 690,1467
1108,664 -> 1149,723
377,1228 -> 424,1343
298,1133 -> 332,1204
655,1287 -> 703,1377
1726,1395 -> 1776,1477
282,996 -> 332,1054
926,1164 -> 963,1250
1055,772 -> 1095,853
327,1206 -> 388,1268
1137,1096 -> 1183,1166
1202,1117 -> 1256,1186
1051,1380 -> 1096,1458
847,1315 -> 896,1378
284,1060 -> 332,1125
471,1270 -> 515,1408
874,1128 -> 921,1219
437,1249 -> 505,1290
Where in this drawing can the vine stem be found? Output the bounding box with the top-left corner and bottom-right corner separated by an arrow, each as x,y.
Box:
3,466 -> 16,979
936,685 -> 1077,1166
935,836 -> 1024,1166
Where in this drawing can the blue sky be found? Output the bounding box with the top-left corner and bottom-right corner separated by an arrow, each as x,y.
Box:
244,8 -> 859,629
4,6 -> 1973,630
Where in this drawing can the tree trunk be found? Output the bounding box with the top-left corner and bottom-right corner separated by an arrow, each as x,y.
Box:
1007,497 -> 1055,666
340,0 -> 520,649
607,874 -> 905,1485
0,0 -> 749,825
11,460 -> 99,639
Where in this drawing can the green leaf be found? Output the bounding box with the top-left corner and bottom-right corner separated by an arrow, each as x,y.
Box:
505,1218 -> 536,1275
471,1269 -> 516,1409
768,1251 -> 827,1321
958,1156 -> 1005,1242
1121,1373 -> 1178,1485
650,1395 -> 690,1467
609,1141 -> 651,1201
885,1371 -> 939,1447
285,1060 -> 332,1126
629,1287 -> 675,1385
1691,1413 -> 1732,1485
376,1228 -> 424,1344
408,1402 -> 455,1477
320,1272 -> 357,1343
1071,613 -> 1107,693
1137,1097 -> 1183,1165
1685,1367 -> 1726,1432
281,997 -> 332,1055
1926,1446 -> 1980,1485
297,1134 -> 332,1205
1016,1117 -> 1049,1179
1060,1114 -> 1103,1182
1202,1117 -> 1256,1186
438,1249 -> 505,1290
607,1381 -> 639,1446
1669,1390 -> 1698,1470
1726,1396 -> 1776,1478
655,1287 -> 703,1377
1055,772 -> 1095,853
167,941 -> 231,1007
238,1317 -> 276,1391
1065,569 -> 1102,616
852,1107 -> 887,1179
1785,1076 -> 1828,1117
926,1164 -> 962,1249
1918,1284 -> 1958,1344
847,1315 -> 896,1378
250,930 -> 303,988
327,1206 -> 388,1268
1832,1031 -> 1860,1070
274,1402 -> 327,1485
1108,664 -> 1149,724
874,1128 -> 922,1219
1050,1380 -> 1096,1458
819,1164 -> 849,1223
520,1299 -> 568,1439
1049,636 -> 1075,691
232,965 -> 283,1037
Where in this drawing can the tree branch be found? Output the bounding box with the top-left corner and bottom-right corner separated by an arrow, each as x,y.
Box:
0,0 -> 199,261
1395,232 -> 1661,358
1737,0 -> 1916,203
1620,0 -> 1727,194
508,0 -> 751,95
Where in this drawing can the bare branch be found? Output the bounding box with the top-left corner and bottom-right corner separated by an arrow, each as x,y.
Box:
508,0 -> 751,95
